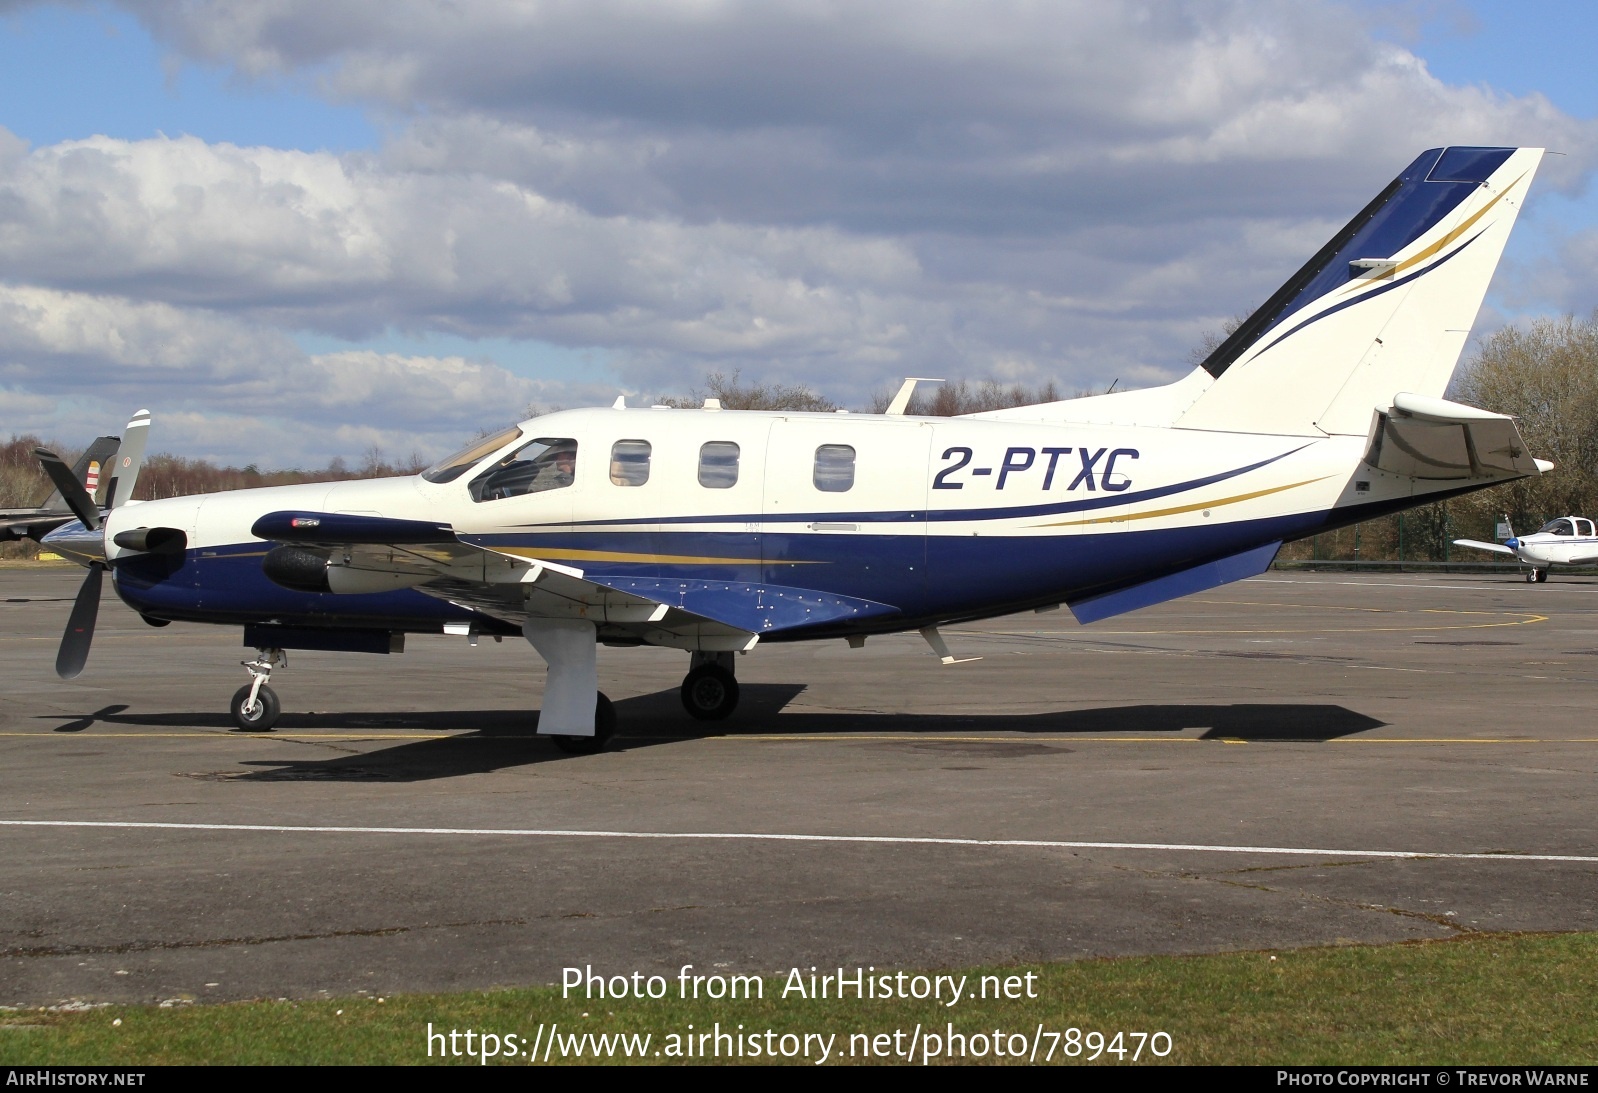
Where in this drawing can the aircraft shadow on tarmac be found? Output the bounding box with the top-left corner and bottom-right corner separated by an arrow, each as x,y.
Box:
39,686 -> 1387,783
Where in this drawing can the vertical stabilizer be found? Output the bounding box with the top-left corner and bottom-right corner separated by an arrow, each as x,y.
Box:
1176,147 -> 1542,436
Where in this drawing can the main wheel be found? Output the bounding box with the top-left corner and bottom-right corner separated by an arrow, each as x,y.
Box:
230,683 -> 281,732
680,664 -> 739,721
551,692 -> 616,755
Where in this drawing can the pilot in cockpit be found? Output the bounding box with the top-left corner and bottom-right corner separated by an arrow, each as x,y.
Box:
474,439 -> 578,501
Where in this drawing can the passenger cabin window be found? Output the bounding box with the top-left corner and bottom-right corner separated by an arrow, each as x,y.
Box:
610,440 -> 651,486
699,442 -> 740,488
813,444 -> 856,492
469,437 -> 578,501
1579,519 -> 1596,537
422,426 -> 522,484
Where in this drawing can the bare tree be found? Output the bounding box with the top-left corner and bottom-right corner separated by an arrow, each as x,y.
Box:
1452,312 -> 1598,533
1188,308 -> 1254,369
657,370 -> 839,412
864,379 -> 1065,416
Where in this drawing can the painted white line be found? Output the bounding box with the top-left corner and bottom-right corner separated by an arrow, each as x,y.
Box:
0,819 -> 1592,863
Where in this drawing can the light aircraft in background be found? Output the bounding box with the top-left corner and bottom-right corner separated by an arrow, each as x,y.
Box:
36,147 -> 1552,749
0,436 -> 120,544
1454,516 -> 1598,582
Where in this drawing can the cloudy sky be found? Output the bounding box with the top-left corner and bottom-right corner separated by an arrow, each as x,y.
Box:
1,0 -> 1595,467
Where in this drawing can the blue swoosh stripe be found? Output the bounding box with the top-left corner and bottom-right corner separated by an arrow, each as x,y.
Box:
1251,228 -> 1483,359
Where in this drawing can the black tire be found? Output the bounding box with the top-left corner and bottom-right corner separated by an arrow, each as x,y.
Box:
551,692 -> 616,755
1537,568 -> 1551,583
230,683 -> 281,731
680,664 -> 739,721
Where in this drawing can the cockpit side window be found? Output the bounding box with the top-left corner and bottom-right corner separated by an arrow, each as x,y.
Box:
470,438 -> 579,501
422,426 -> 523,484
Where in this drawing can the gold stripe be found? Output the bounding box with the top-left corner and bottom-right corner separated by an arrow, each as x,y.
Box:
1027,475 -> 1332,528
495,546 -> 773,566
1335,169 -> 1527,297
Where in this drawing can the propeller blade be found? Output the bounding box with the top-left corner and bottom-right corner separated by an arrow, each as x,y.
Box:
34,449 -> 99,531
107,409 -> 150,511
56,564 -> 103,680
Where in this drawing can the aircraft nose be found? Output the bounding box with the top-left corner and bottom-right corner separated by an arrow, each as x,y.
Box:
1505,538 -> 1520,549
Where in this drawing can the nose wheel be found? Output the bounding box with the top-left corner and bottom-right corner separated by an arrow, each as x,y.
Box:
681,653 -> 740,721
231,648 -> 285,731
1527,567 -> 1549,583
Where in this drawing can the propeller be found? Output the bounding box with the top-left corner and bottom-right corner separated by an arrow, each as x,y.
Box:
37,410 -> 152,680
56,563 -> 103,680
34,448 -> 100,531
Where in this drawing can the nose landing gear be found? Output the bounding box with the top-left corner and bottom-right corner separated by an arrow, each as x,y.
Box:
1527,567 -> 1549,583
681,651 -> 740,721
231,648 -> 286,731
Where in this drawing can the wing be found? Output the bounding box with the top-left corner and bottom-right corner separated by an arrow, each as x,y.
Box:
1451,539 -> 1517,557
252,510 -> 899,651
0,513 -> 75,543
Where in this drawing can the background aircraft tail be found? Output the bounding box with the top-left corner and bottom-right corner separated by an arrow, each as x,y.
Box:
1175,147 -> 1543,437
39,436 -> 120,509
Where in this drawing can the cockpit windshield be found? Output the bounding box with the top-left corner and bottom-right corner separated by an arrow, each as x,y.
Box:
421,426 -> 523,484
1536,518 -> 1574,536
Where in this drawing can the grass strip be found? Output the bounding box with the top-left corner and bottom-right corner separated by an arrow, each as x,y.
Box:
3,931 -> 1596,1065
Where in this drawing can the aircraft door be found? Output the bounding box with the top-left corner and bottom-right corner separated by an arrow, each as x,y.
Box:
762,418 -> 930,610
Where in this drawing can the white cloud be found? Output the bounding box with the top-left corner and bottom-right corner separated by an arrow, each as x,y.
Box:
0,2 -> 1593,463
0,283 -> 610,463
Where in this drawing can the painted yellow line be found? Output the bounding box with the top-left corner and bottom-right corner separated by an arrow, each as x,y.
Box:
715,734 -> 1197,743
495,546 -> 775,566
713,734 -> 1598,745
1191,598 -> 1388,613
981,608 -> 1548,637
1328,738 -> 1598,744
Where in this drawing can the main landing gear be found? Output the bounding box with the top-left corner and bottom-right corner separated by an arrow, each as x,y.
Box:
231,648 -> 286,731
1527,567 -> 1550,583
681,651 -> 740,721
549,693 -> 617,755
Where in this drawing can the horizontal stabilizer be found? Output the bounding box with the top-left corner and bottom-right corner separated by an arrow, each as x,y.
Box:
1068,541 -> 1281,625
1452,539 -> 1516,557
1363,393 -> 1540,480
